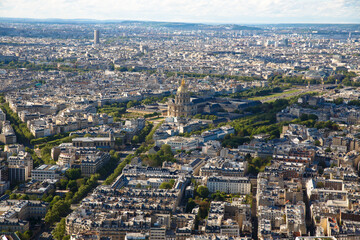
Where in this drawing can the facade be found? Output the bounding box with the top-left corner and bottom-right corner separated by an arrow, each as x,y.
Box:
8,152 -> 33,172
72,133 -> 115,149
0,121 -> 17,144
8,152 -> 33,182
167,79 -> 196,117
80,152 -> 111,176
8,166 -> 30,183
207,176 -> 251,195
0,219 -> 29,232
200,163 -> 247,177
149,227 -> 166,240
57,152 -> 75,167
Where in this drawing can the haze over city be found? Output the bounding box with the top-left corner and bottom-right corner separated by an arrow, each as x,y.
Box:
1,0 -> 360,23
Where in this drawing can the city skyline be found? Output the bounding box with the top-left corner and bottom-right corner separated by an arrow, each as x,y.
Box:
1,1 -> 360,239
1,0 -> 360,24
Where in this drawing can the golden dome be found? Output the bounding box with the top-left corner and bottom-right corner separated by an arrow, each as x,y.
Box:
177,79 -> 187,93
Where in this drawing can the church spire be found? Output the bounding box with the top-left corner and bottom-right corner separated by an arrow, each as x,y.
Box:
181,78 -> 186,87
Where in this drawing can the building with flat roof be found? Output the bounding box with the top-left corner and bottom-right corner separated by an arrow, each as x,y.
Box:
31,164 -> 68,181
156,136 -> 199,152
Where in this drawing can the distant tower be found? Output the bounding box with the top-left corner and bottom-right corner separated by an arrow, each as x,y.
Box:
94,30 -> 100,45
283,38 -> 289,47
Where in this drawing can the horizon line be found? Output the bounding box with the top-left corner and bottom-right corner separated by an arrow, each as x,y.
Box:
0,17 -> 359,25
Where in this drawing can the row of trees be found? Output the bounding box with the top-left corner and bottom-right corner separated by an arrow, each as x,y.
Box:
0,60 -> 88,73
52,218 -> 69,240
268,71 -> 358,87
103,152 -> 132,185
0,103 -> 34,145
268,74 -> 320,85
166,71 -> 261,81
131,123 -> 154,144
144,112 -> 161,118
44,169 -> 99,226
104,122 -> 165,185
193,114 -> 218,120
165,70 -> 357,88
30,132 -> 70,146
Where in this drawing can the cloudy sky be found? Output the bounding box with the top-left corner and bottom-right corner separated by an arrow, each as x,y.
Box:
0,0 -> 359,24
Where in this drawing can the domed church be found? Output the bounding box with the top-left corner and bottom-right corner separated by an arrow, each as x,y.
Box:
167,79 -> 197,117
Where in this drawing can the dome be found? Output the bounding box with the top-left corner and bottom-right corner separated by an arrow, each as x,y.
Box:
177,79 -> 187,93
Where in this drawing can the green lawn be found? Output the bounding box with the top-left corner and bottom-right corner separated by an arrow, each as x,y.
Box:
249,89 -> 301,101
266,91 -> 318,103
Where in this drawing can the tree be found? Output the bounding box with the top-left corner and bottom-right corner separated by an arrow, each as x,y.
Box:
58,178 -> 69,190
160,144 -> 173,156
247,156 -> 271,175
159,181 -> 173,189
19,194 -> 29,200
45,200 -> 71,225
16,230 -> 32,240
142,144 -> 175,167
50,196 -> 61,207
197,186 -> 209,199
132,135 -> 139,144
186,198 -> 196,213
9,193 -> 17,199
53,218 -> 66,240
300,113 -> 309,121
334,98 -> 344,105
126,101 -> 135,109
211,191 -> 226,201
308,114 -> 318,121
198,200 -> 210,219
65,191 -> 74,202
67,180 -> 78,192
65,168 -> 81,180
